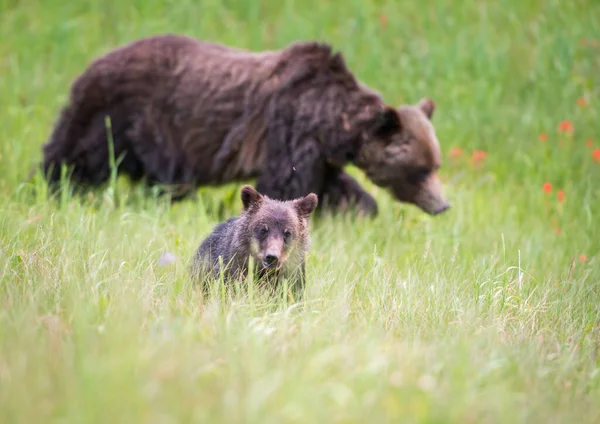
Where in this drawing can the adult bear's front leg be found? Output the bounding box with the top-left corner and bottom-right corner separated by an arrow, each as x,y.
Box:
256,133 -> 326,201
319,167 -> 379,217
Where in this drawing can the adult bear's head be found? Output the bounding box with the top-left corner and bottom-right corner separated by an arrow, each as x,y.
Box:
354,98 -> 450,216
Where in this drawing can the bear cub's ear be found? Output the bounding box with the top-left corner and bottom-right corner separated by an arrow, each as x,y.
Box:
294,193 -> 319,217
373,107 -> 401,137
241,185 -> 264,210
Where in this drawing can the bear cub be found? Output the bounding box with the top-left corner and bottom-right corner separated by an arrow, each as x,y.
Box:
191,185 -> 318,295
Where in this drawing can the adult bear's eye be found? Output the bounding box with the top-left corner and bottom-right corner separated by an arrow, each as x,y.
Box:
284,230 -> 292,239
260,226 -> 269,236
410,167 -> 430,184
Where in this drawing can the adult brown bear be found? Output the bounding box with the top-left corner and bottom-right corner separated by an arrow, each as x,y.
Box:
41,34 -> 450,216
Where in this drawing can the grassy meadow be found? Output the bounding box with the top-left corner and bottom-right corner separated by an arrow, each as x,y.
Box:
1,0 -> 600,422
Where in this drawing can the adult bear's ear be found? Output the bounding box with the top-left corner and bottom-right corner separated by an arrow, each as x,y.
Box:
418,98 -> 435,120
241,185 -> 264,211
372,106 -> 401,137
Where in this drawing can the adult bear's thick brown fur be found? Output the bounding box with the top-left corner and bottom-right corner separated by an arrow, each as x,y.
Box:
42,34 -> 450,216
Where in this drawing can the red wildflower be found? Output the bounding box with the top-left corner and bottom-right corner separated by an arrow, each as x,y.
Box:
539,133 -> 548,142
379,14 -> 388,27
558,120 -> 574,135
556,228 -> 562,235
543,182 -> 553,194
579,255 -> 587,263
557,190 -> 565,203
471,150 -> 487,167
577,97 -> 587,107
449,147 -> 463,159
592,148 -> 600,163
586,139 -> 593,148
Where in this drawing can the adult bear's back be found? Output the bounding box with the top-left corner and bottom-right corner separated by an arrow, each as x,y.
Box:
41,34 -> 283,190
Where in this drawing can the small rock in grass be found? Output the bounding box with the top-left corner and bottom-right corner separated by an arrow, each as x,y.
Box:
158,251 -> 177,266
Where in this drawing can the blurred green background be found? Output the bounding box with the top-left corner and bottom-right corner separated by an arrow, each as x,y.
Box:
1,0 -> 599,422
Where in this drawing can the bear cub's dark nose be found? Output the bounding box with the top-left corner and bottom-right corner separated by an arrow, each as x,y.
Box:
264,254 -> 279,267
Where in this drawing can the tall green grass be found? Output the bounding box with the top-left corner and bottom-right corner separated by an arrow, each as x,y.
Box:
1,0 -> 599,422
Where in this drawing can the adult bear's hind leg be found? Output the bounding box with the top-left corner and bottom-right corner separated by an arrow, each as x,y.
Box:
43,105 -> 141,193
319,167 -> 378,217
127,113 -> 200,202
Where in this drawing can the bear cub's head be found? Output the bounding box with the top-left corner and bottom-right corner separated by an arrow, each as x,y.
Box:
240,185 -> 318,274
355,98 -> 450,216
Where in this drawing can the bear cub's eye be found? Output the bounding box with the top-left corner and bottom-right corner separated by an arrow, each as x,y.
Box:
284,230 -> 292,239
260,226 -> 269,236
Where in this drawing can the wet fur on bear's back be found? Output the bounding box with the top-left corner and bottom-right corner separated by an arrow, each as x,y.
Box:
43,35 -> 380,189
44,35 -> 272,187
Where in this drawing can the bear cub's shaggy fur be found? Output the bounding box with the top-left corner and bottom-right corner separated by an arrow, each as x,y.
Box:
191,185 -> 318,294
